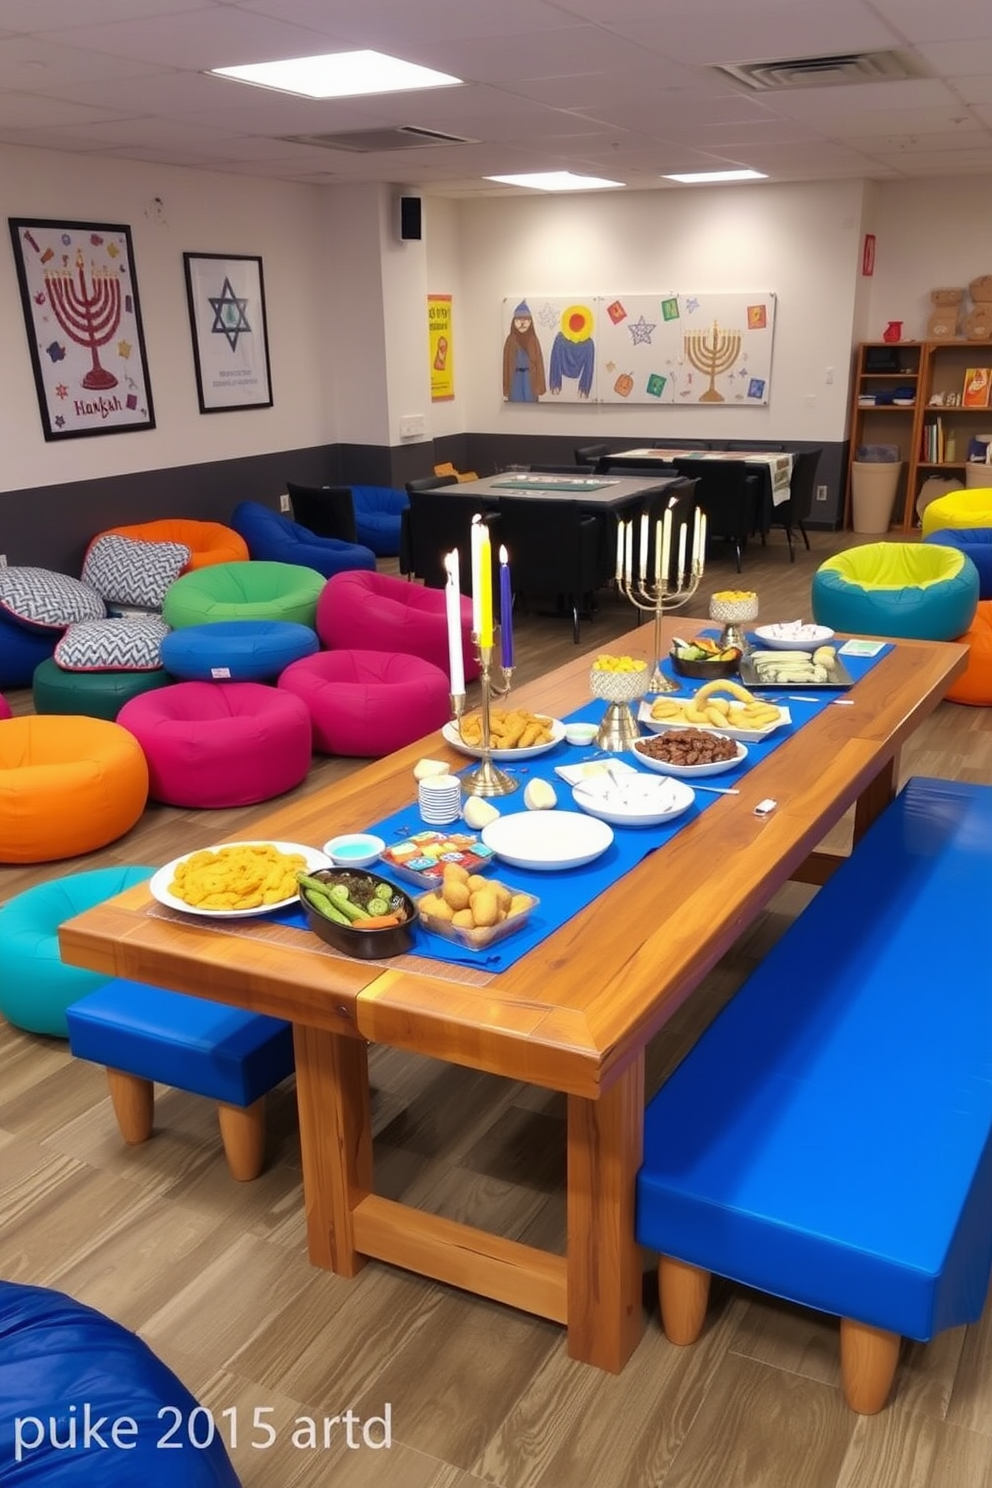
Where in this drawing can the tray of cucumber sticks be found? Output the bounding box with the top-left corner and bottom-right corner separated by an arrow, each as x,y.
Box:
739,644 -> 855,690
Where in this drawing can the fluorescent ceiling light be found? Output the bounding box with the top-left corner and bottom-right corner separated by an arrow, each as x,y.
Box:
210,50 -> 462,99
663,169 -> 767,184
485,171 -> 623,191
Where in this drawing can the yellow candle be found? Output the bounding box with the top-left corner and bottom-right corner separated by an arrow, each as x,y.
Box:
478,528 -> 494,647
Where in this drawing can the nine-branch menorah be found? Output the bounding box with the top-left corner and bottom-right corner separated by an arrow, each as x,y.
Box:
684,319 -> 741,403
45,250 -> 122,391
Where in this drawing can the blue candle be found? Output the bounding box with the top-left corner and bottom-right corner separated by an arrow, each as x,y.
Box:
499,545 -> 513,669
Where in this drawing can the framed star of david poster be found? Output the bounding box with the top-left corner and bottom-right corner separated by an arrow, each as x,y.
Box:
183,252 -> 273,413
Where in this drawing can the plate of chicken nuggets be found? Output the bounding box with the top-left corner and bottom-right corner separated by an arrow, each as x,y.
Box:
442,709 -> 564,761
150,840 -> 332,917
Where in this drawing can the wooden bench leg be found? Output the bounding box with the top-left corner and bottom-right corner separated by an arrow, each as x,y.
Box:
659,1256 -> 711,1344
217,1097 -> 266,1182
840,1317 -> 900,1413
106,1068 -> 154,1144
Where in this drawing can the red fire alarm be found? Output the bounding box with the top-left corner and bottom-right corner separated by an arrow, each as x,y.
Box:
862,233 -> 876,277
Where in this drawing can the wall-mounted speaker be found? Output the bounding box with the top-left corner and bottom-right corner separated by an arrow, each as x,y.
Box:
399,195 -> 422,241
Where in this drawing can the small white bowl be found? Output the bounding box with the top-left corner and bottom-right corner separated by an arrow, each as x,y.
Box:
564,721 -> 600,747
322,833 -> 385,869
752,623 -> 834,652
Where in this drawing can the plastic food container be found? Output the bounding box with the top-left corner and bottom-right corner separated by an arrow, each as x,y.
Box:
415,884 -> 539,951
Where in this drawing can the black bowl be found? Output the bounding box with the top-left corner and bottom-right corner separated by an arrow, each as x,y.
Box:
299,868 -> 415,959
669,648 -> 742,680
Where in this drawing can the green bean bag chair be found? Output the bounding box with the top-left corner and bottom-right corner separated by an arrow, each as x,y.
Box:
162,560 -> 325,631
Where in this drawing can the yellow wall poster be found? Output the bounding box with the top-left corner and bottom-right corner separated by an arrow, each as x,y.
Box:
428,293 -> 454,401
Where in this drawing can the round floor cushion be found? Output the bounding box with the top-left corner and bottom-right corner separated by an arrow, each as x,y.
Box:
316,568 -> 478,681
0,716 -> 149,865
33,657 -> 172,720
118,680 -> 312,808
923,526 -> 992,599
812,542 -> 980,641
278,648 -> 451,756
162,561 -> 325,631
0,865 -> 155,1036
0,1281 -> 241,1484
160,618 -> 318,681
921,488 -> 992,538
947,600 -> 992,706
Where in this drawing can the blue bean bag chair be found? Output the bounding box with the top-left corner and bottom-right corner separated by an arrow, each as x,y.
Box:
351,485 -> 409,558
230,501 -> 375,578
923,526 -> 992,600
0,612 -> 57,686
0,1281 -> 241,1484
161,619 -> 318,681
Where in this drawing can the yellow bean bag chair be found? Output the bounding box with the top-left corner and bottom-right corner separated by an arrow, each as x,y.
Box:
0,715 -> 148,864
921,489 -> 992,539
100,519 -> 248,572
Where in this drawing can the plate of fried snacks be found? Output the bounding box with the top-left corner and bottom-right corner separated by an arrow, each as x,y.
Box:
442,709 -> 564,761
639,679 -> 790,743
150,840 -> 332,917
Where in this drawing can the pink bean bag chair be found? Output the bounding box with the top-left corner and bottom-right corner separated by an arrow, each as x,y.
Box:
316,569 -> 479,682
0,693 -> 12,720
278,649 -> 451,757
118,680 -> 312,808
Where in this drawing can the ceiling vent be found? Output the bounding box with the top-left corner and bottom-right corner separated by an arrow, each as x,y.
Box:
715,50 -> 928,91
282,125 -> 475,152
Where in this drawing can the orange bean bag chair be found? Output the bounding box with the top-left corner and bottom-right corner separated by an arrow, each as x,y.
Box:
100,519 -> 248,572
0,715 -> 149,864
947,600 -> 992,706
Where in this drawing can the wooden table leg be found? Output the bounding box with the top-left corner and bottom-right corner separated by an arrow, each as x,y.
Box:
853,754 -> 898,845
566,1056 -> 645,1371
292,1024 -> 371,1276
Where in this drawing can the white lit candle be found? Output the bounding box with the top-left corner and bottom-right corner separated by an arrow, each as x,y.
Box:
615,520 -> 624,583
698,513 -> 707,572
444,550 -> 465,696
654,518 -> 662,581
639,513 -> 649,580
470,515 -> 483,636
677,522 -> 687,583
624,522 -> 633,585
659,507 -> 672,584
691,507 -> 702,569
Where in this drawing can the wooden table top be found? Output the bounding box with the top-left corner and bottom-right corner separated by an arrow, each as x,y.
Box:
60,620 -> 967,1103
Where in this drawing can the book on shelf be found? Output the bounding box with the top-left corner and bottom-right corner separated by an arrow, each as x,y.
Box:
962,367 -> 991,408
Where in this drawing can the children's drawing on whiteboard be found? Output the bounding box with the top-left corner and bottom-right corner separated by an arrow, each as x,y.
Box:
548,304 -> 595,399
502,301 -> 546,402
595,292 -> 775,405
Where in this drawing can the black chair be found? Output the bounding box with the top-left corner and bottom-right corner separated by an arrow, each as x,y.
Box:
724,442 -> 786,452
402,487 -> 498,589
525,463 -> 593,475
285,483 -> 357,544
673,459 -> 759,573
404,475 -> 459,495
496,497 -> 603,643
574,443 -> 609,471
766,448 -> 822,561
653,440 -> 710,450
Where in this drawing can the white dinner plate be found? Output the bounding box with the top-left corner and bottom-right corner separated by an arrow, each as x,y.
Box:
572,774 -> 695,828
442,717 -> 565,761
149,840 -> 331,918
481,811 -> 613,870
631,738 -> 748,778
752,623 -> 835,652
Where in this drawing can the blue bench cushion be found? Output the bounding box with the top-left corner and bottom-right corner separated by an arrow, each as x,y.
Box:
637,777 -> 992,1342
67,980 -> 293,1107
161,618 -> 319,681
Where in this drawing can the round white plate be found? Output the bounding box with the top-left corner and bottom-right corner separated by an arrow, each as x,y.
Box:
482,811 -> 613,870
752,624 -> 835,652
572,774 -> 695,827
631,739 -> 748,778
150,840 -> 331,918
442,717 -> 565,761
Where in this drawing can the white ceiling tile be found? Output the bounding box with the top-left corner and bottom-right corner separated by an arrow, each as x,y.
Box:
605,1 -> 902,67
0,34 -> 167,87
0,89 -> 134,126
869,0 -> 992,45
0,0 -> 211,29
914,39 -> 992,75
46,10 -> 349,71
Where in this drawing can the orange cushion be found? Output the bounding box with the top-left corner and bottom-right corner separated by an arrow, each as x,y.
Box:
99,520 -> 248,571
947,600 -> 992,706
0,716 -> 148,863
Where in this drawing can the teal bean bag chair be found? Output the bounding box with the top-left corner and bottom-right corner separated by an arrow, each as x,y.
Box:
812,542 -> 979,641
162,560 -> 325,631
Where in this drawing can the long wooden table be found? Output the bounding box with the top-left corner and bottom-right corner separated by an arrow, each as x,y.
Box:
59,621 -> 967,1373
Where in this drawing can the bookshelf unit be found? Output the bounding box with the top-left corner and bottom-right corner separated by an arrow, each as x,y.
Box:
845,339 -> 992,531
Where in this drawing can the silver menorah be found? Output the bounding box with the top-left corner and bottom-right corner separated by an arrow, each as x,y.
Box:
684,320 -> 741,404
616,507 -> 706,694
45,250 -> 122,391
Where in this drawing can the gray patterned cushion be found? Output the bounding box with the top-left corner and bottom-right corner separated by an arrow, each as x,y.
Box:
0,566 -> 105,632
54,616 -> 169,672
82,534 -> 190,610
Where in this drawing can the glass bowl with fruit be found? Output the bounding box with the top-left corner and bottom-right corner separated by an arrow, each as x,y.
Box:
708,589 -> 759,653
589,653 -> 648,751
669,636 -> 743,680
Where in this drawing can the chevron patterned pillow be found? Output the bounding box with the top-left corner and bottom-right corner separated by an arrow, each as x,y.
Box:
82,534 -> 191,609
0,566 -> 105,632
54,616 -> 170,672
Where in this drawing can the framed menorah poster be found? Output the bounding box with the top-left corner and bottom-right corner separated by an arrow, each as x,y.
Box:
596,291 -> 776,405
183,252 -> 273,414
8,217 -> 155,441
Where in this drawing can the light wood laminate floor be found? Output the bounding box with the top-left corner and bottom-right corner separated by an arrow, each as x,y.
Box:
2,529 -> 992,1488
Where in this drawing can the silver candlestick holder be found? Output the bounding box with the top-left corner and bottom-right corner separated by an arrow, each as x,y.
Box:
618,561 -> 704,694
451,630 -> 519,797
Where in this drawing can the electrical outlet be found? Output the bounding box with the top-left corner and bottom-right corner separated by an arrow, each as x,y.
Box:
0,554 -> 6,566
816,485 -> 829,503
399,414 -> 426,438
279,493 -> 291,512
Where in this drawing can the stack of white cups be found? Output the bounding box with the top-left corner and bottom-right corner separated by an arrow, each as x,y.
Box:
418,774 -> 462,826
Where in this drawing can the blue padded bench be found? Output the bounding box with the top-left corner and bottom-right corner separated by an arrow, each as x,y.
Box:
66,979 -> 294,1181
636,776 -> 992,1414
